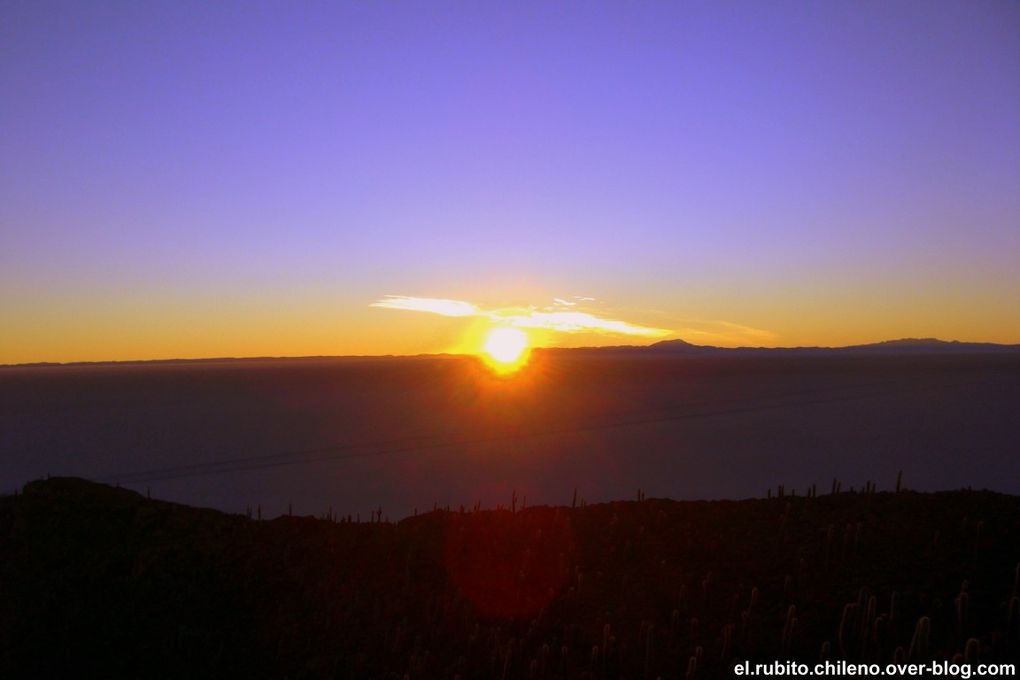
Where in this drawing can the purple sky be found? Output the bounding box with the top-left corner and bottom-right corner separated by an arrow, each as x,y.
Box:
2,1 -> 1019,362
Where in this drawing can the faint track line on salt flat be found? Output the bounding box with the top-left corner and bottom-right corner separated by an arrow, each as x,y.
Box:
98,377 -> 984,485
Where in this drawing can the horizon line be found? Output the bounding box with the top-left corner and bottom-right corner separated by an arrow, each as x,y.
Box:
3,337 -> 1020,369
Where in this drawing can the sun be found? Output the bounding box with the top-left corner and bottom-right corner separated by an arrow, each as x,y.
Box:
481,327 -> 530,374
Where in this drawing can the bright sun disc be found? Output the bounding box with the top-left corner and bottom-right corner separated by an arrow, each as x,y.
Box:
482,328 -> 529,372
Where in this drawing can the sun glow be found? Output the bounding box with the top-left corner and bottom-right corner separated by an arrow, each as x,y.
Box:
481,328 -> 530,374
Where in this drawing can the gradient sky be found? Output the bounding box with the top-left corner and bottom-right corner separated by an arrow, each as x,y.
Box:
2,1 -> 1019,363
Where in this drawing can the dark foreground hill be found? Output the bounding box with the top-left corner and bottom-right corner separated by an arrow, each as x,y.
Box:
1,479 -> 1018,679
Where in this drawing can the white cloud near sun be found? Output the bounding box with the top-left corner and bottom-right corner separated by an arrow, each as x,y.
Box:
370,296 -> 480,317
370,295 -> 672,338
501,310 -> 668,337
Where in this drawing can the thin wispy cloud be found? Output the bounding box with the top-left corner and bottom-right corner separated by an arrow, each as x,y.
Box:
672,319 -> 779,346
371,295 -> 671,338
550,296 -> 596,308
370,296 -> 480,317
502,310 -> 669,337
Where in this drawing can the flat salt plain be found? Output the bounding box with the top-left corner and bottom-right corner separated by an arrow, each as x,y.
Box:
2,351 -> 1018,518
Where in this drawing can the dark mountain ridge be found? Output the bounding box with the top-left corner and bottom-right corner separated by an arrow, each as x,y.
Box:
556,337 -> 1020,357
4,338 -> 1018,369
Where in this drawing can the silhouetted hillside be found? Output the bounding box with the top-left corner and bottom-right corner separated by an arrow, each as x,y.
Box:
1,478 -> 1018,678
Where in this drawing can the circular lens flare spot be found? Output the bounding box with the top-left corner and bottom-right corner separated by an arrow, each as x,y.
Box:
443,508 -> 574,620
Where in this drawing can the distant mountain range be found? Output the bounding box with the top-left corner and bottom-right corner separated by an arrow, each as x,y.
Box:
544,337 -> 1020,357
5,338 -> 1020,369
